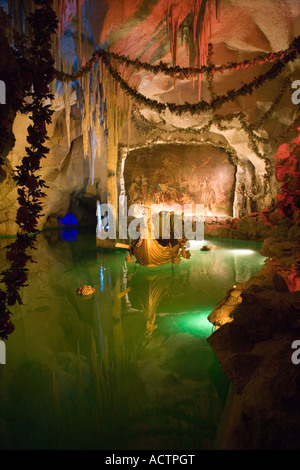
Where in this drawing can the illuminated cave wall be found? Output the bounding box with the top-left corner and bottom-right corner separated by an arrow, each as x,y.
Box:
124,144 -> 236,217
0,0 -> 299,235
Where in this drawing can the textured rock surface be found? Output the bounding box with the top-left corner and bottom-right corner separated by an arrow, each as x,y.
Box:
0,0 -> 299,234
208,240 -> 300,449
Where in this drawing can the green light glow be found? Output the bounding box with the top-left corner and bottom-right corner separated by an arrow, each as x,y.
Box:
159,309 -> 215,337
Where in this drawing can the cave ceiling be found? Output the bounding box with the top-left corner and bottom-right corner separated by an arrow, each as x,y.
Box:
59,0 -> 300,165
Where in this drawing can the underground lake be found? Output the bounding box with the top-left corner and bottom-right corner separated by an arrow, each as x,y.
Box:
0,228 -> 266,450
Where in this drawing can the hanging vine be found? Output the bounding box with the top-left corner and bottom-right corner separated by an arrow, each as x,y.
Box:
0,0 -> 57,340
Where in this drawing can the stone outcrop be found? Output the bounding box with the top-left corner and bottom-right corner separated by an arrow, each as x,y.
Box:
207,240 -> 300,449
204,134 -> 300,242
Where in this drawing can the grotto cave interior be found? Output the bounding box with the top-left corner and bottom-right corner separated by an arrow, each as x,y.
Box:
0,0 -> 300,452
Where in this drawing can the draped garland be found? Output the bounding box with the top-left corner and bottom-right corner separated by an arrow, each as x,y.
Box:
55,35 -> 300,82
55,35 -> 300,117
55,32 -> 299,215
132,75 -> 294,139
131,73 -> 298,168
53,34 -> 300,212
0,0 -> 57,340
54,35 -> 300,200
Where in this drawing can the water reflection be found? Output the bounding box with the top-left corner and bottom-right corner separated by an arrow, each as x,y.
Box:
0,230 -> 265,450
58,229 -> 78,242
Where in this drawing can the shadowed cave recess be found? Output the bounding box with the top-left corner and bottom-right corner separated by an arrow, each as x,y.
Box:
0,0 -> 300,451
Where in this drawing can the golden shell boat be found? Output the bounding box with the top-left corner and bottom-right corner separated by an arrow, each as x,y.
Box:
132,236 -> 180,268
117,214 -> 191,268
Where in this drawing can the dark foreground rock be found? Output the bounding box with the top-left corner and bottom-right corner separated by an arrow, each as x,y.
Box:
207,239 -> 300,449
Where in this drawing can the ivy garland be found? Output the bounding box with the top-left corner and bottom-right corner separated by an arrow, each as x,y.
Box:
130,73 -> 298,201
55,36 -> 300,117
131,106 -> 214,136
0,0 -> 57,340
206,42 -> 217,101
85,52 -> 294,117
131,74 -> 296,163
55,35 -> 300,82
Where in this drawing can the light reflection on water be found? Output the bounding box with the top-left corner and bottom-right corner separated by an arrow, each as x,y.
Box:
0,229 -> 265,450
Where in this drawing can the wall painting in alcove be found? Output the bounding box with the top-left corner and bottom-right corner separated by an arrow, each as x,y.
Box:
124,144 -> 236,217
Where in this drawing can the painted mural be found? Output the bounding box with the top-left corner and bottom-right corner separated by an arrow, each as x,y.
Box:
124,144 -> 236,216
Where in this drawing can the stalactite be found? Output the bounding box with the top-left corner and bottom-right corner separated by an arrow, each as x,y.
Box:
164,0 -> 218,95
57,0 -> 65,60
208,0 -> 212,36
82,73 -> 90,159
91,64 -> 96,131
76,0 -> 82,69
95,94 -> 102,160
63,78 -> 71,148
94,64 -> 102,161
192,0 -> 216,99
127,97 -> 132,150
90,128 -> 95,186
106,66 -> 118,215
216,0 -> 220,20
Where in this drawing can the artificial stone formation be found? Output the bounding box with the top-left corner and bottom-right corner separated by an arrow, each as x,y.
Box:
1,0 -> 299,235
208,239 -> 300,449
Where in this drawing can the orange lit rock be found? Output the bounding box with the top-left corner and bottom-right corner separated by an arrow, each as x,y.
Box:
77,285 -> 95,295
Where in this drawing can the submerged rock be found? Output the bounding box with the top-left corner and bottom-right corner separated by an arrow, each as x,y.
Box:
77,285 -> 95,296
201,245 -> 211,251
207,239 -> 300,449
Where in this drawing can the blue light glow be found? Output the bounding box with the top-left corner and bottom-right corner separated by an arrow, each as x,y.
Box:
100,266 -> 104,292
58,213 -> 78,226
58,230 -> 78,242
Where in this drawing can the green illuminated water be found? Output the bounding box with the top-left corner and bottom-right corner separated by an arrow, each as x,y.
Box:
0,229 -> 265,450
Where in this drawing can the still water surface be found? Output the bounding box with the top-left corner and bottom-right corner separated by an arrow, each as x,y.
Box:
0,229 -> 265,449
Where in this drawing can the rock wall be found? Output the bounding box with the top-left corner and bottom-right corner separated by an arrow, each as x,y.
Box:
1,107 -> 109,234
0,0 -> 299,235
207,239 -> 300,449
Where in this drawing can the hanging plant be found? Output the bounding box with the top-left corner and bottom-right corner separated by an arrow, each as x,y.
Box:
0,0 -> 58,340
